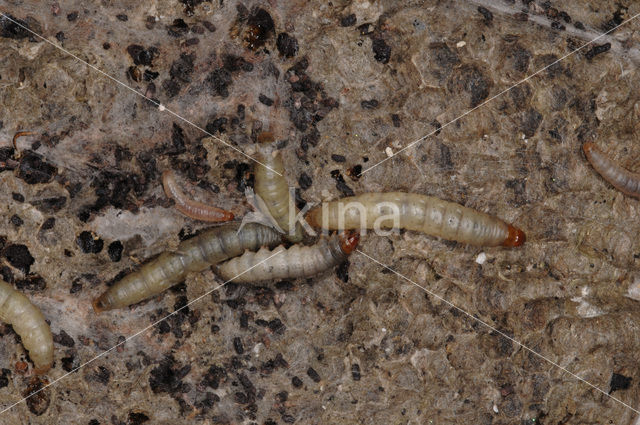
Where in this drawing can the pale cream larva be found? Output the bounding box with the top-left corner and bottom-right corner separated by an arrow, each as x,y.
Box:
216,231 -> 359,283
0,279 -> 53,374
583,142 -> 640,199
254,136 -> 304,242
306,192 -> 525,247
93,223 -> 282,312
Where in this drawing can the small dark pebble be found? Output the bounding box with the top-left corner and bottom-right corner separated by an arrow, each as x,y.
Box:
351,363 -> 361,381
107,241 -> 123,262
61,356 -> 75,372
233,337 -> 244,354
67,12 -> 78,22
31,196 -> 66,212
276,390 -> 288,403
298,172 -> 312,190
291,376 -> 303,388
55,31 -> 65,42
10,215 -> 23,227
53,330 -> 75,347
24,378 -> 50,415
0,369 -> 8,388
275,280 -> 294,291
336,180 -> 355,197
306,367 -> 321,383
3,244 -> 34,274
202,21 -> 216,32
76,231 -> 104,254
103,42 -> 111,50
143,70 -> 159,81
88,420 -> 99,425
168,18 -> 189,37
185,37 -> 199,46
15,274 -> 46,291
372,38 -> 391,63
17,152 -> 57,184
282,415 -> 296,423
361,99 -> 379,109
267,318 -> 285,335
70,280 -> 82,294
126,44 -> 157,66
336,260 -> 349,282
551,21 -> 565,31
170,52 -> 195,83
346,164 -> 362,180
340,14 -> 357,27
276,32 -> 299,57
239,311 -> 249,328
357,23 -> 374,35
477,6 -> 493,23
585,43 -> 611,60
244,8 -> 275,50
12,192 -> 24,202
40,217 -> 55,230
128,412 -> 150,425
574,21 -> 585,30
116,14 -> 128,22
609,373 -> 632,394
391,114 -> 401,127
559,11 -> 572,23
258,94 -> 274,106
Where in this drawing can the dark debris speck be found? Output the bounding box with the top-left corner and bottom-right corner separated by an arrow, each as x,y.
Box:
107,241 -> 123,262
76,231 -> 104,254
340,14 -> 357,27
3,244 -> 34,274
276,33 -> 299,57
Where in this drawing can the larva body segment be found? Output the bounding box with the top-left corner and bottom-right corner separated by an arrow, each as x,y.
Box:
0,280 -> 53,374
583,142 -> 640,199
93,223 -> 282,311
306,192 -> 525,247
254,145 -> 304,242
162,170 -> 235,222
216,231 -> 359,283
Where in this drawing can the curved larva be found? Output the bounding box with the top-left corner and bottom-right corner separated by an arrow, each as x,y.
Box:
583,142 -> 640,199
254,144 -> 304,242
162,170 -> 235,222
216,231 -> 360,283
306,192 -> 525,247
0,280 -> 53,374
93,223 -> 282,311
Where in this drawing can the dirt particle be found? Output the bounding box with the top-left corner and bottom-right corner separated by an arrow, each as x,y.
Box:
520,108 -> 542,138
128,411 -> 150,425
298,172 -> 312,190
336,260 -> 349,282
291,376 -> 303,388
306,367 -> 321,383
15,274 -> 46,291
149,356 -> 191,394
168,18 -> 189,37
24,378 -> 50,415
276,33 -> 299,57
53,330 -> 75,347
0,369 -> 10,388
585,43 -> 611,60
66,12 -> 79,22
340,14 -> 357,27
170,53 -> 195,83
244,8 -> 275,50
609,373 -> 632,394
12,193 -> 24,202
116,14 -> 128,22
108,241 -> 123,262
126,45 -> 157,66
258,94 -> 274,106
351,363 -> 361,381
10,215 -> 23,227
372,38 -> 391,63
477,6 -> 493,24
17,152 -> 57,184
76,231 -> 104,254
233,337 -> 245,354
3,244 -> 34,274
360,99 -> 379,109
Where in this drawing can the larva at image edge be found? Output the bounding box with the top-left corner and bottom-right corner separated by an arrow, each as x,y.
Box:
583,142 -> 640,199
216,231 -> 359,283
306,192 -> 525,247
0,279 -> 53,374
92,223 -> 282,312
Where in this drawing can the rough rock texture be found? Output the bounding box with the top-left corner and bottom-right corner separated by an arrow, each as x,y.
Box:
1,0 -> 640,423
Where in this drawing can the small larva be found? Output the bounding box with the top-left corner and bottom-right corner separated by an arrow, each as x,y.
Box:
216,231 -> 360,283
93,223 -> 282,312
0,279 -> 53,374
583,142 -> 640,199
306,192 -> 525,247
254,141 -> 304,242
162,170 -> 235,222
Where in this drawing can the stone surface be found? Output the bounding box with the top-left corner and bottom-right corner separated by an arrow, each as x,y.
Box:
1,0 -> 640,423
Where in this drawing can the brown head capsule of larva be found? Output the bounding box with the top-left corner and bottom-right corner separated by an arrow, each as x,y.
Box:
339,230 -> 360,254
502,225 -> 526,247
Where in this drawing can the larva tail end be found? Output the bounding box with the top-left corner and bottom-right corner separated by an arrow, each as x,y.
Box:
503,225 -> 526,247
339,231 -> 360,254
220,210 -> 235,221
305,208 -> 321,228
92,296 -> 109,313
